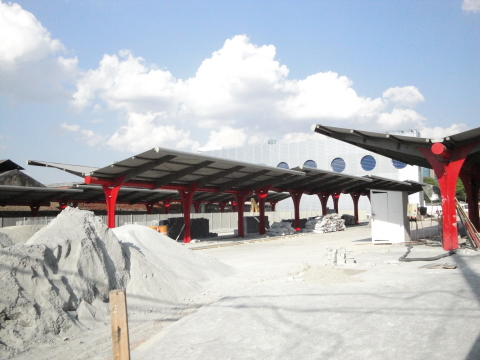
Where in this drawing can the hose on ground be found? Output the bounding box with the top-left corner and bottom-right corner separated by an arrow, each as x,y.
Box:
399,245 -> 455,262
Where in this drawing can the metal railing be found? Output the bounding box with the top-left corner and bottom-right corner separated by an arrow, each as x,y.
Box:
1,209 -> 367,232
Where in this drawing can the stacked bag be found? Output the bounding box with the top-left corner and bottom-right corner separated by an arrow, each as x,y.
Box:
266,221 -> 296,236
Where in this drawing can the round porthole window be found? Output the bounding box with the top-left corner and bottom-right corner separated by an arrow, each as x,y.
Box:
392,159 -> 407,169
303,160 -> 317,168
331,158 -> 346,172
277,162 -> 289,169
360,155 -> 376,171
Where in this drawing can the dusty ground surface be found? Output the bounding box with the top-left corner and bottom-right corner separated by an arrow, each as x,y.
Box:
8,222 -> 480,360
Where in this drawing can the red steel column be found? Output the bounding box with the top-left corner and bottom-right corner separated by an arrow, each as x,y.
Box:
289,190 -> 304,231
162,200 -> 171,214
234,191 -> 249,237
179,184 -> 198,243
145,203 -> 154,214
231,200 -> 237,212
30,205 -> 40,217
331,192 -> 341,214
418,142 -> 477,250
102,184 -> 122,228
269,201 -> 278,212
58,201 -> 68,211
459,170 -> 480,231
192,201 -> 201,214
255,185 -> 271,235
317,193 -> 329,215
350,192 -> 361,224
219,202 -> 226,213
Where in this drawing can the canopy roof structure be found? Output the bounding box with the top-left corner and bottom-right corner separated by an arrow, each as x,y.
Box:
312,124 -> 480,251
27,160 -> 98,178
0,185 -> 83,215
312,124 -> 480,170
27,144 -> 425,242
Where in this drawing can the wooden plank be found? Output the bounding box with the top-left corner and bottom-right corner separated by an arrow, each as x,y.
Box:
109,289 -> 131,360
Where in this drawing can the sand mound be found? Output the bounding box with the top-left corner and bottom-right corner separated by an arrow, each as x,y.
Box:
0,207 -> 129,358
112,225 -> 235,313
0,225 -> 46,245
0,232 -> 13,248
0,208 -> 234,358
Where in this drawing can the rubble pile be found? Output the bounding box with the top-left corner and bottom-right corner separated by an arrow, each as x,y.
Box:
267,221 -> 296,236
313,214 -> 346,233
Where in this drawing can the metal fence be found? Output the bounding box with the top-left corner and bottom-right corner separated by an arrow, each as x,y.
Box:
0,209 -> 367,232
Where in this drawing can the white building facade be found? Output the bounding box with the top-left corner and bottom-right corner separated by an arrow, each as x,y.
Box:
203,130 -> 423,214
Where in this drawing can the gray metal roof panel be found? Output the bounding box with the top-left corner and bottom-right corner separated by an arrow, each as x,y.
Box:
0,185 -> 83,204
28,160 -> 98,177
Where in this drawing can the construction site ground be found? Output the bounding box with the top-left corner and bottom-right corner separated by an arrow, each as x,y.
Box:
128,223 -> 480,360
12,222 -> 480,360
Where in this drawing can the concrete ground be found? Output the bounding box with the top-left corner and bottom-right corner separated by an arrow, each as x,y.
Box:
132,224 -> 480,360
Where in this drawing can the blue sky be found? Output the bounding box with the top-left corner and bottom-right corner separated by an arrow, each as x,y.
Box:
1,0 -> 479,184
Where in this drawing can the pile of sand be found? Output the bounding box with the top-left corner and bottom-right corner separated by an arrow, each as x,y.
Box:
113,225 -> 235,314
0,208 -> 234,358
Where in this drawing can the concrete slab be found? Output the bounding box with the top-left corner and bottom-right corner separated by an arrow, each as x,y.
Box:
133,224 -> 480,360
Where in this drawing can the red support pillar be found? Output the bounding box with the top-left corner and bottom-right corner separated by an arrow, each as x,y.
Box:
145,203 -> 154,214
30,205 -> 40,217
192,201 -> 201,214
331,192 -> 341,214
289,190 -> 304,231
58,202 -> 68,211
255,185 -> 271,235
162,200 -> 171,214
231,201 -> 237,212
418,142 -> 477,250
350,192 -> 361,224
102,184 -> 122,228
234,191 -> 249,237
219,202 -> 226,213
317,192 -> 329,215
459,170 -> 480,231
269,201 -> 278,212
179,184 -> 198,243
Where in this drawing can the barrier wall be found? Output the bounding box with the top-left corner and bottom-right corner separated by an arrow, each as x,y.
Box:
0,209 -> 367,232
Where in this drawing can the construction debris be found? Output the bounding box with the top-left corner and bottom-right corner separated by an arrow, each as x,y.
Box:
310,214 -> 346,233
267,221 -> 296,236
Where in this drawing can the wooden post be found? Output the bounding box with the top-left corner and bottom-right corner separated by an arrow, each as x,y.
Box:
109,289 -> 131,360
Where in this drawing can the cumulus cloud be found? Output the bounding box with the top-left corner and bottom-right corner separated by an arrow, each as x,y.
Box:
377,108 -> 426,128
61,123 -> 105,147
418,123 -> 470,139
382,86 -> 425,107
107,112 -> 198,152
0,1 -> 77,101
462,0 -> 480,12
73,35 -> 431,151
202,127 -> 248,150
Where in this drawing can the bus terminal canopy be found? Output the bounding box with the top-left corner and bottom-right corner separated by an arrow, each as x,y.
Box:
28,145 -> 425,242
312,123 -> 480,251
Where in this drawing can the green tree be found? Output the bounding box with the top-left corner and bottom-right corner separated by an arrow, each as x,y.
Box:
423,176 -> 467,202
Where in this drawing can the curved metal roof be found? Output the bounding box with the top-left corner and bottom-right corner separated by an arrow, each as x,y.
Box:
312,124 -> 480,170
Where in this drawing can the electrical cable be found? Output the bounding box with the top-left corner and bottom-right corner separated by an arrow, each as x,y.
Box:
399,244 -> 455,262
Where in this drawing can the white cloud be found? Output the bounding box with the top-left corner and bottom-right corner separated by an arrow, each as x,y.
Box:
72,35 -> 433,150
107,112 -> 198,152
382,86 -> 425,107
418,123 -> 470,139
0,1 -> 77,101
377,108 -> 426,128
202,127 -> 248,149
280,132 -> 324,143
462,0 -> 480,12
61,122 -> 105,147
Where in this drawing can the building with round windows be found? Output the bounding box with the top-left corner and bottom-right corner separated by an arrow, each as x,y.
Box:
203,130 -> 423,214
